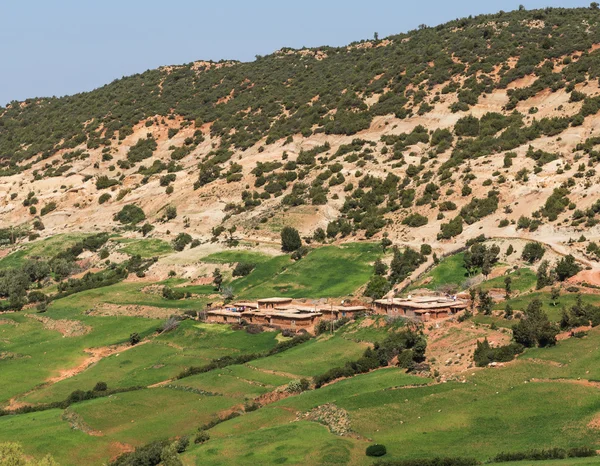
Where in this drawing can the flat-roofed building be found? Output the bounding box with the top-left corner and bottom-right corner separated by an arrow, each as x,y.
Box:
374,296 -> 467,321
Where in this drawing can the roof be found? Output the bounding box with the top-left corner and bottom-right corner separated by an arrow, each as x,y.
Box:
320,305 -> 369,312
275,305 -> 318,312
207,309 -> 243,317
257,297 -> 293,304
374,297 -> 468,310
270,311 -> 322,320
233,302 -> 259,308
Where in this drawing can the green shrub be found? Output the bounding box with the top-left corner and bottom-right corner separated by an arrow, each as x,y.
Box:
114,204 -> 146,224
366,444 -> 387,457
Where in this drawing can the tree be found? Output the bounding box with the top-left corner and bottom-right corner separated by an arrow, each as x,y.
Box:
374,32 -> 379,41
504,276 -> 512,299
172,233 -> 192,251
281,226 -> 302,252
313,228 -> 326,242
477,289 -> 493,315
129,333 -> 141,346
114,204 -> 145,224
592,2 -> 599,9
381,233 -> 392,252
212,268 -> 223,291
522,242 -> 545,263
164,205 -> 177,221
513,299 -> 559,347
373,259 -> 388,276
550,286 -> 561,306
554,255 -> 581,281
0,442 -> 57,465
364,275 -> 391,299
536,260 -> 554,289
504,303 -> 513,319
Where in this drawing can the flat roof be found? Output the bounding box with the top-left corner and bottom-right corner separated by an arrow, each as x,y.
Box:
233,302 -> 259,308
207,309 -> 242,317
257,297 -> 293,303
320,305 -> 368,312
374,297 -> 467,309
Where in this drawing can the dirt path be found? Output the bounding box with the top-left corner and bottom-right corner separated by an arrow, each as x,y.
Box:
5,340 -> 150,411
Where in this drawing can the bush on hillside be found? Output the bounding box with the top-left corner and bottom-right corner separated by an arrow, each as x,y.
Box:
366,444 -> 387,457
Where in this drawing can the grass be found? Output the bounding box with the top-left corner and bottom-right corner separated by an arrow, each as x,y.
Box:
0,233 -> 91,268
495,291 -> 600,322
71,387 -> 242,446
201,250 -> 275,265
479,267 -> 537,293
114,237 -> 173,257
231,243 -> 382,298
176,364 -> 292,399
248,333 -> 368,377
410,252 -> 467,290
23,321 -> 282,404
0,312 -> 160,405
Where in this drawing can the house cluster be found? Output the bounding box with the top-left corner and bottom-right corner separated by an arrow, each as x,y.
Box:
373,296 -> 468,320
204,294 -> 468,334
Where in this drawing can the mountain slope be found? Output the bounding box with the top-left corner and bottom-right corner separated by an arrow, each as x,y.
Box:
2,6 -> 600,271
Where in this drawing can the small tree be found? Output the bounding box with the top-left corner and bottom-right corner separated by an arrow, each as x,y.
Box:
281,226 -> 302,252
129,333 -> 141,346
364,275 -> 391,300
504,276 -> 512,299
550,286 -> 561,306
373,259 -> 388,276
504,303 -> 513,319
381,233 -> 392,252
212,268 -> 223,291
477,289 -> 493,315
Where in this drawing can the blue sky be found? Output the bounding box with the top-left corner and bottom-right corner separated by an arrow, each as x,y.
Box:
0,0 -> 588,105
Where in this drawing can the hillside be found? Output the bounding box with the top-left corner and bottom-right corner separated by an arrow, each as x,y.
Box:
2,5 -> 600,466
2,6 -> 600,270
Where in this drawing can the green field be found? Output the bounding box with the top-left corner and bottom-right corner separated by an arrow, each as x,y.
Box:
479,267 -> 537,293
1,237 -> 600,466
230,243 -> 382,298
410,252 -> 467,290
496,291 -> 600,321
0,233 -> 91,269
114,237 -> 173,257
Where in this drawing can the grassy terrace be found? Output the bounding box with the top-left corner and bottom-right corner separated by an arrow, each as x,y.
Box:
226,243 -> 383,299
113,237 -> 173,257
183,328 -> 600,465
0,233 -> 91,269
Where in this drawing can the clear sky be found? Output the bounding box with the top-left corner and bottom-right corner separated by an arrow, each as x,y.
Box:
0,0 -> 589,105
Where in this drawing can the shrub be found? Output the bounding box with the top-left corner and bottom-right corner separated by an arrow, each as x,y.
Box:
98,193 -> 111,204
93,381 -> 108,392
172,233 -> 193,251
114,204 -> 145,224
366,444 -> 387,457
402,213 -> 428,227
194,430 -> 210,444
129,333 -> 141,346
439,216 -> 463,239
40,202 -> 57,216
281,226 -> 302,252
521,242 -> 545,263
232,262 -> 256,277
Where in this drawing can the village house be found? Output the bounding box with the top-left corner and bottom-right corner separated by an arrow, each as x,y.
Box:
205,297 -> 370,334
373,296 -> 468,321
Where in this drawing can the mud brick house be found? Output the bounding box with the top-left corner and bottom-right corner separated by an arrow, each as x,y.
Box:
205,297 -> 371,333
373,296 -> 468,321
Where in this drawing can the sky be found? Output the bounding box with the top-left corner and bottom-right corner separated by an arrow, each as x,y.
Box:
0,0 -> 589,105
